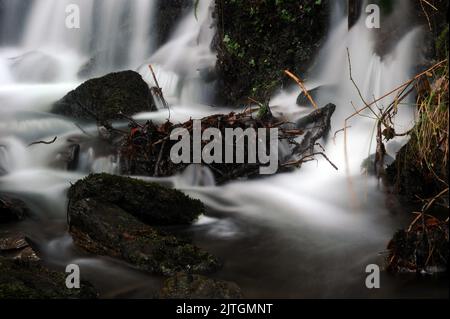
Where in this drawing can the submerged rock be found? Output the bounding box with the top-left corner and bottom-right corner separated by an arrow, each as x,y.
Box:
387,217 -> 448,274
296,85 -> 337,106
0,194 -> 30,223
10,51 -> 60,83
68,174 -> 205,225
160,273 -> 242,299
69,198 -> 221,276
361,153 -> 394,176
52,71 -> 156,124
0,257 -> 97,299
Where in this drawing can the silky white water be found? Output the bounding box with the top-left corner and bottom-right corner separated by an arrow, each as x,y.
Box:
0,0 -> 444,298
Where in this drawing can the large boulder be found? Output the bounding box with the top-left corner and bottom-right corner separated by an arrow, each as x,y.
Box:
68,198 -> 221,276
160,273 -> 242,299
52,71 -> 156,124
68,174 -> 205,226
0,257 -> 97,299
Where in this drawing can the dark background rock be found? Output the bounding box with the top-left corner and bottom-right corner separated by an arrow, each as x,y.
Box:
296,85 -> 337,107
213,0 -> 329,105
155,0 -> 192,47
52,71 -> 156,124
160,273 -> 242,299
69,198 -> 221,276
68,174 -> 205,226
0,194 -> 30,223
386,132 -> 448,201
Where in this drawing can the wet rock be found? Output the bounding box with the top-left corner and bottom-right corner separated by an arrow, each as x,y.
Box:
0,194 -> 30,223
293,103 -> 336,155
296,85 -> 337,106
0,257 -> 97,299
155,0 -> 192,47
387,217 -> 448,274
68,173 -> 205,226
68,144 -> 80,170
160,273 -> 242,299
386,133 -> 448,200
69,198 -> 221,276
361,153 -> 394,176
52,71 -> 156,124
0,231 -> 39,262
214,0 -> 329,105
199,66 -> 218,83
0,232 -> 28,251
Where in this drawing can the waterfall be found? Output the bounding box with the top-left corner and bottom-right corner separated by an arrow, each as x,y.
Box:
1,0 -> 158,82
139,0 -> 217,106
1,0 -> 442,298
272,0 -> 422,172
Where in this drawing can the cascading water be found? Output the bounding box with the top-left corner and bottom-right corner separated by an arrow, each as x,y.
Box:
0,0 -> 446,298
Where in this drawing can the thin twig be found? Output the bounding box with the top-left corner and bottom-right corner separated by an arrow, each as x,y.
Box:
28,136 -> 57,147
284,70 -> 318,109
149,64 -> 171,120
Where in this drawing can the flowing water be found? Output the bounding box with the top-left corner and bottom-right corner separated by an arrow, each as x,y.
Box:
0,0 -> 447,298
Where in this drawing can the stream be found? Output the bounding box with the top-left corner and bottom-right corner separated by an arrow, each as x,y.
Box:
0,0 -> 448,298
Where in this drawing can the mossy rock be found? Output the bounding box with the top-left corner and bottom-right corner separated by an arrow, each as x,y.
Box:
52,71 -> 156,123
160,272 -> 242,299
214,0 -> 329,105
68,173 -> 205,226
69,198 -> 221,276
386,133 -> 448,200
0,257 -> 97,299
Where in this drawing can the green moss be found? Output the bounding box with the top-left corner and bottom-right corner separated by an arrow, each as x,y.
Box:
52,71 -> 155,123
215,0 -> 329,105
160,273 -> 242,299
436,25 -> 449,60
69,198 -> 221,276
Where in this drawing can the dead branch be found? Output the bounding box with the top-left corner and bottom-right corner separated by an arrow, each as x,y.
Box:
119,104 -> 336,183
149,64 -> 171,119
284,70 -> 318,109
28,136 -> 57,147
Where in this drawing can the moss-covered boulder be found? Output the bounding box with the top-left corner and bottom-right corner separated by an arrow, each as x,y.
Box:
68,174 -> 205,225
214,0 -> 329,105
52,71 -> 156,124
0,257 -> 97,299
69,198 -> 221,276
160,272 -> 242,299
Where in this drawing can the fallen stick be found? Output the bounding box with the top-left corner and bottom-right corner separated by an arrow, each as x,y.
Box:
284,70 -> 318,109
28,136 -> 57,147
